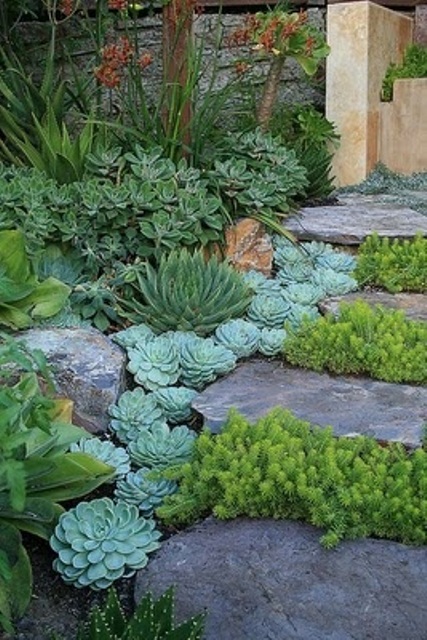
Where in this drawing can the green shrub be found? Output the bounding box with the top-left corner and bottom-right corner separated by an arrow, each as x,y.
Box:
382,44 -> 427,101
283,300 -> 427,384
116,249 -> 253,335
355,232 -> 427,293
157,408 -> 427,548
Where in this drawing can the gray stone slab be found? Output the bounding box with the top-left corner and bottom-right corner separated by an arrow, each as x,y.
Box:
19,328 -> 127,433
135,517 -> 427,640
193,360 -> 427,447
320,291 -> 427,322
285,194 -> 427,244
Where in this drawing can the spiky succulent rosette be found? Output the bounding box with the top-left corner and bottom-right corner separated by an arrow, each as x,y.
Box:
128,422 -> 197,470
109,388 -> 165,444
214,319 -> 261,358
152,386 -> 198,424
114,469 -> 178,516
50,498 -> 161,590
69,438 -> 130,481
127,336 -> 181,391
258,328 -> 288,356
246,294 -> 291,329
179,336 -> 237,390
112,323 -> 156,349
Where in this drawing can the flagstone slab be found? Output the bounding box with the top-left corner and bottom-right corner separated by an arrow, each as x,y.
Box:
193,359 -> 427,447
285,194 -> 427,245
135,517 -> 427,640
320,291 -> 427,322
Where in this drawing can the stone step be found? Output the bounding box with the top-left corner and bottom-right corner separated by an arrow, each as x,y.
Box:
135,517 -> 427,640
193,359 -> 427,448
320,291 -> 427,322
285,194 -> 427,245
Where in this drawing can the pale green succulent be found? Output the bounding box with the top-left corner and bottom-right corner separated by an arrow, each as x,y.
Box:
282,283 -> 324,306
214,319 -> 261,358
162,330 -> 200,353
108,388 -> 165,444
112,323 -> 156,349
114,468 -> 178,517
314,251 -> 357,273
127,336 -> 181,391
242,270 -> 282,296
179,336 -> 237,390
276,261 -> 314,285
246,294 -> 291,329
312,268 -> 358,297
69,438 -> 130,482
128,422 -> 197,470
152,386 -> 197,424
273,237 -> 306,268
258,328 -> 288,356
50,498 -> 161,590
286,303 -> 320,328
301,240 -> 332,259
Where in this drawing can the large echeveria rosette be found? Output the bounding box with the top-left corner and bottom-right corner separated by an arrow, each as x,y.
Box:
50,498 -> 161,590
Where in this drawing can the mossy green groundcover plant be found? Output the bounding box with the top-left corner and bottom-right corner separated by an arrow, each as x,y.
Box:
157,408 -> 427,549
355,232 -> 426,293
282,300 -> 427,384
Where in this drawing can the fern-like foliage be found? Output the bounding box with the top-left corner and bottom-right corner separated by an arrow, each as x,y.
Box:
157,408 -> 427,548
283,300 -> 427,384
354,232 -> 427,293
116,249 -> 252,335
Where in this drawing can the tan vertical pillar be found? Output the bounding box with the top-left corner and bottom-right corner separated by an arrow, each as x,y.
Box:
326,1 -> 413,187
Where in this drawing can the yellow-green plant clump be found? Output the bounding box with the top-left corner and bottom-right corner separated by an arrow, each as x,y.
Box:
157,408 -> 427,548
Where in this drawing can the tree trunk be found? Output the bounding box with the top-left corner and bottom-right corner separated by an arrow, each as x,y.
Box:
256,55 -> 286,131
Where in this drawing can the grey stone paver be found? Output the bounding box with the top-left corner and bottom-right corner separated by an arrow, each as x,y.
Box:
319,291 -> 427,322
135,517 -> 427,640
193,359 -> 427,447
20,328 -> 126,433
285,194 -> 427,244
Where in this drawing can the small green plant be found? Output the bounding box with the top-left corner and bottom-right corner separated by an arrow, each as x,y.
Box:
128,423 -> 197,471
355,232 -> 427,293
50,497 -> 161,590
283,300 -> 427,384
117,249 -> 253,335
382,44 -> 427,101
157,407 -> 427,548
76,585 -> 205,640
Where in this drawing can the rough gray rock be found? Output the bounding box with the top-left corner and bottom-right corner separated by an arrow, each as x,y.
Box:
285,194 -> 427,244
19,328 -> 126,433
193,359 -> 427,447
319,291 -> 427,322
135,517 -> 427,640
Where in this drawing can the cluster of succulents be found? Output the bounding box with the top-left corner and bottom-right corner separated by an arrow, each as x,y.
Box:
128,422 -> 197,469
50,498 -> 161,589
114,468 -> 178,517
109,388 -> 165,444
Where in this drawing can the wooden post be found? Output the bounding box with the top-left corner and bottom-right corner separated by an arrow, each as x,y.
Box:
162,0 -> 194,154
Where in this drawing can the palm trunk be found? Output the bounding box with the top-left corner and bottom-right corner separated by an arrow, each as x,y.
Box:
256,55 -> 286,131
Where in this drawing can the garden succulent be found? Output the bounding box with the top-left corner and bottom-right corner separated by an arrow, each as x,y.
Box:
112,323 -> 156,349
179,336 -> 237,389
128,423 -> 197,470
276,261 -> 314,285
50,498 -> 161,590
214,319 -> 261,358
312,268 -> 358,297
162,330 -> 200,353
242,270 -> 282,296
246,294 -> 291,329
314,251 -> 357,273
286,303 -> 320,328
152,386 -> 198,424
69,438 -> 131,481
117,249 -> 253,336
114,468 -> 178,516
108,388 -> 165,444
258,328 -> 288,356
127,336 -> 181,390
300,240 -> 332,260
282,283 -> 324,306
273,237 -> 306,268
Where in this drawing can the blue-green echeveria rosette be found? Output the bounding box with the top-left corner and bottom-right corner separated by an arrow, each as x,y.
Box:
152,386 -> 197,424
114,468 -> 178,517
127,336 -> 181,391
214,319 -> 260,358
179,336 -> 237,390
258,328 -> 288,356
109,388 -> 165,444
112,323 -> 156,349
50,498 -> 161,590
128,422 -> 196,470
246,294 -> 291,329
69,438 -> 130,481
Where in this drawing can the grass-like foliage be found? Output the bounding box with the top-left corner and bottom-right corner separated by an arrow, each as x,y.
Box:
283,301 -> 427,384
157,408 -> 427,548
117,249 -> 253,335
355,232 -> 427,293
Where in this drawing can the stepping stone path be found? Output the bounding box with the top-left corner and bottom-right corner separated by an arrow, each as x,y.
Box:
136,192 -> 427,639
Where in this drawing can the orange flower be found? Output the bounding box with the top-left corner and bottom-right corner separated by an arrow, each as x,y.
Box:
102,37 -> 134,67
234,60 -> 250,75
59,0 -> 75,16
137,52 -> 154,70
94,64 -> 122,88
